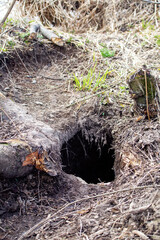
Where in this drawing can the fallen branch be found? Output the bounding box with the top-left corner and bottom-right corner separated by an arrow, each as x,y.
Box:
66,90 -> 111,108
29,23 -> 40,39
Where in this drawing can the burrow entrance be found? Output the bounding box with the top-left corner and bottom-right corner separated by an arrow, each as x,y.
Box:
61,130 -> 115,184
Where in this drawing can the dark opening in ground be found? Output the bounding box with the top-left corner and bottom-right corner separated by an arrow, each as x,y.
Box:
61,130 -> 115,184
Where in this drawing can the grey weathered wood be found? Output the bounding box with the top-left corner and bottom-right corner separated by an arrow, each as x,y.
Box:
0,93 -> 67,178
0,140 -> 32,178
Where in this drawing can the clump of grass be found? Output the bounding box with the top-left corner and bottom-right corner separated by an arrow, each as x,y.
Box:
18,32 -> 30,40
154,35 -> 160,47
7,40 -> 15,48
0,47 -> 7,53
19,0 -> 159,33
72,62 -> 112,92
2,17 -> 20,29
100,47 -> 115,58
99,44 -> 115,58
141,20 -> 155,31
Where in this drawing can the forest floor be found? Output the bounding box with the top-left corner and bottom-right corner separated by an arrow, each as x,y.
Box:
0,15 -> 160,240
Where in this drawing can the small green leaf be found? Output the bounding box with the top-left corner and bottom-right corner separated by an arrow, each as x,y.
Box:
19,32 -> 30,39
120,104 -> 125,108
100,48 -> 115,58
156,39 -> 160,46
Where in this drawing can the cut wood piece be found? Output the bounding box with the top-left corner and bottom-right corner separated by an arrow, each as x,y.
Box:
39,25 -> 64,46
29,23 -> 40,40
29,22 -> 64,46
0,94 -> 77,178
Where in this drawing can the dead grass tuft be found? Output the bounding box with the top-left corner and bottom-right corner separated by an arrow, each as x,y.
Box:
19,0 -> 160,32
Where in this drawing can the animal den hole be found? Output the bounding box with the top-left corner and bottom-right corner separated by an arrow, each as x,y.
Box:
61,130 -> 115,184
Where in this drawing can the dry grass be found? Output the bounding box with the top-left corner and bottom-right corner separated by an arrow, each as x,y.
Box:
15,1 -> 160,109
19,0 -> 160,32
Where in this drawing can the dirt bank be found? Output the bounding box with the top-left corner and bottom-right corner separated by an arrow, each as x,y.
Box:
0,33 -> 159,240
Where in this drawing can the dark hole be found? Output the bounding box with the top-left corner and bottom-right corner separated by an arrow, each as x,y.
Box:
75,1 -> 80,9
61,130 -> 115,184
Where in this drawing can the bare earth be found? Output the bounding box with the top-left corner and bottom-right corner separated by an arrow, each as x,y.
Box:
0,32 -> 160,240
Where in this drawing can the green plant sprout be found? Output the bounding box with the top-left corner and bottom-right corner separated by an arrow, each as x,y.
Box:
154,35 -> 160,47
18,32 -> 30,40
85,38 -> 90,44
100,47 -> 115,58
66,36 -> 73,44
142,20 -> 155,30
72,62 -> 113,92
119,85 -> 129,94
99,43 -> 115,58
0,48 -> 7,53
7,40 -> 15,47
142,20 -> 148,30
2,18 -> 19,29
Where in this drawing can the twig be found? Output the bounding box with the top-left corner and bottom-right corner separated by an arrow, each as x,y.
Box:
142,0 -> 160,4
66,90 -> 108,108
144,70 -> 150,121
0,188 -> 11,193
132,230 -> 149,240
124,189 -> 158,214
110,189 -> 158,233
39,75 -> 63,81
0,26 -> 15,37
15,49 -> 31,75
17,184 -> 160,240
0,0 -> 17,28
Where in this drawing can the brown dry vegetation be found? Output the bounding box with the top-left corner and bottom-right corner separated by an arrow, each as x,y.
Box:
19,0 -> 159,32
0,1 -> 160,240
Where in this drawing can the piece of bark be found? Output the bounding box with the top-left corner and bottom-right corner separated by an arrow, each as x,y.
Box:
0,93 -> 75,178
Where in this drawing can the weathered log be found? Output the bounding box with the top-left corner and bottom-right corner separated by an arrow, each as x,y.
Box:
0,92 -> 77,178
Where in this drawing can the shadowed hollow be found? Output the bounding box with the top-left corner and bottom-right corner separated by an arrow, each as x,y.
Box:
61,130 -> 115,184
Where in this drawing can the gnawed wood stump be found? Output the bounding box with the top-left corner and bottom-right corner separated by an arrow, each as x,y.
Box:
128,66 -> 158,119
